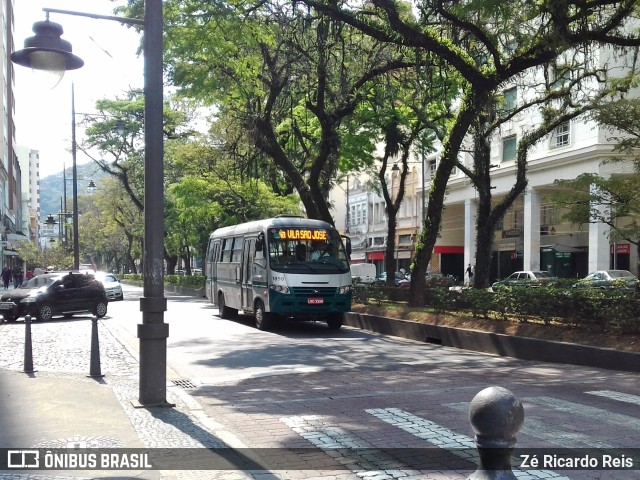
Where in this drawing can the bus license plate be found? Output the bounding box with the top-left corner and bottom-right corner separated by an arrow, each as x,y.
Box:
308,298 -> 324,305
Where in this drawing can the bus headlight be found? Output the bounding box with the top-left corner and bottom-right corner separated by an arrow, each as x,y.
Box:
269,285 -> 290,294
339,285 -> 351,295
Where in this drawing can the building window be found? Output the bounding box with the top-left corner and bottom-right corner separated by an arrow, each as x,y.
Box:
399,234 -> 412,245
429,159 -> 436,177
541,205 -> 557,225
551,63 -> 571,90
503,87 -> 517,114
502,135 -> 517,162
553,122 -> 570,148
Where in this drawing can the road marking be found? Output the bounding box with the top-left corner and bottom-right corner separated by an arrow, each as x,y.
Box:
525,396 -> 640,431
366,408 -> 569,480
586,390 -> 640,406
445,402 -> 615,449
281,414 -> 446,478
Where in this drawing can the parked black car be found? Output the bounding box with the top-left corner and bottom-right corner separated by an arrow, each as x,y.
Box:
0,272 -> 108,322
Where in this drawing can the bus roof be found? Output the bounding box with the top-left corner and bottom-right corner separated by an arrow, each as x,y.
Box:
210,216 -> 336,239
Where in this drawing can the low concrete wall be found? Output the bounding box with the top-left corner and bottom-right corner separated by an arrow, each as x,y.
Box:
345,312 -> 640,373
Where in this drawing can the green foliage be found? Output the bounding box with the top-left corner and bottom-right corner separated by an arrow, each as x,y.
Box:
352,284 -> 386,306
164,275 -> 206,289
121,274 -> 206,290
424,287 -> 456,313
169,172 -> 302,259
13,241 -> 73,271
358,285 -> 640,335
455,288 -> 495,319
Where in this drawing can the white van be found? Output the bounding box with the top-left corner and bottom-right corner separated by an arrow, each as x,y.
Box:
350,263 -> 377,284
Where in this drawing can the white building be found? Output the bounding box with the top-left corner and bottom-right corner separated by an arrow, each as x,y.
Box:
16,146 -> 40,245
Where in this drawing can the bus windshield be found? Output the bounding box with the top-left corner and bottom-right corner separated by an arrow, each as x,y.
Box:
267,227 -> 349,273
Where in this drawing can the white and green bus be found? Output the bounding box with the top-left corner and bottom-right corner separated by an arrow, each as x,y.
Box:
205,216 -> 352,330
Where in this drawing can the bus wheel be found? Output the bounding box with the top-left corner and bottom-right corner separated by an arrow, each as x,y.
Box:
218,293 -> 235,319
327,313 -> 343,330
254,300 -> 272,331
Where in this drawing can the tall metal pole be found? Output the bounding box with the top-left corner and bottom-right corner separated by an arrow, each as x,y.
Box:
137,0 -> 168,406
62,162 -> 68,248
71,83 -> 79,269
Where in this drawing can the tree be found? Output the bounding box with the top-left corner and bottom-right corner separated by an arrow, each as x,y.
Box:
169,165 -> 302,262
80,90 -> 196,272
304,0 -> 640,302
76,180 -> 132,274
14,241 -> 72,272
121,0 -> 419,225
89,176 -> 144,274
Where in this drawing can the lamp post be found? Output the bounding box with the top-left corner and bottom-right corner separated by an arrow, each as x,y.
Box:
11,1 -> 168,407
71,82 -> 79,269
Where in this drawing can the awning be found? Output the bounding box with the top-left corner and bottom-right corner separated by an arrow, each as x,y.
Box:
434,245 -> 464,254
368,252 -> 384,261
6,233 -> 27,241
350,252 -> 366,261
396,251 -> 412,259
3,250 -> 20,256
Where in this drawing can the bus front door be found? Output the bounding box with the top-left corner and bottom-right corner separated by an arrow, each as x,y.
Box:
241,238 -> 255,311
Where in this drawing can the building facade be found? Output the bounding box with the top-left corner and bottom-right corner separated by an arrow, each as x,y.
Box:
0,0 -> 21,269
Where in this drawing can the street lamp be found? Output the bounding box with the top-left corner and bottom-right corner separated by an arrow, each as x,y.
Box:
11,2 -> 168,407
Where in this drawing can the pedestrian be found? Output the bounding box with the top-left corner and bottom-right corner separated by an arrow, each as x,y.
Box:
1,266 -> 10,289
466,263 -> 474,285
15,268 -> 23,287
12,265 -> 19,288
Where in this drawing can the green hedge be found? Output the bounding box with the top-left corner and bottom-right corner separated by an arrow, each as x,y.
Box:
353,284 -> 640,335
121,274 -> 205,289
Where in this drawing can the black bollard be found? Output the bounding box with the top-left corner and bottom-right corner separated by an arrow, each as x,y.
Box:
467,386 -> 524,480
22,315 -> 36,373
88,315 -> 104,378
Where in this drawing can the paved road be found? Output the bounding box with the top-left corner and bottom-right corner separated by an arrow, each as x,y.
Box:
109,284 -> 640,479
0,283 -> 638,479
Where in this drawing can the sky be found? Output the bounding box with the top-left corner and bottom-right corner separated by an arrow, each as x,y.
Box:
13,0 -> 145,178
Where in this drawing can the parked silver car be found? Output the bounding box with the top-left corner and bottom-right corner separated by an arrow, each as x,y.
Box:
573,270 -> 638,292
94,272 -> 124,301
492,271 -> 556,290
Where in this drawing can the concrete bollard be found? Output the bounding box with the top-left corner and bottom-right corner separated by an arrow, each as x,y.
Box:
22,315 -> 36,373
467,386 -> 524,480
88,315 -> 104,378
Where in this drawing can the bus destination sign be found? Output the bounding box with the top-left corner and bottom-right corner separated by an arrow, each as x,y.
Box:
275,229 -> 328,241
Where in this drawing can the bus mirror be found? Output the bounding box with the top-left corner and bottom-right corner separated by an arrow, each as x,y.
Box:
342,235 -> 352,256
256,232 -> 264,252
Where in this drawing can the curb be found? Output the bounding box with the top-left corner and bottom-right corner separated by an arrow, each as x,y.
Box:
344,312 -> 640,373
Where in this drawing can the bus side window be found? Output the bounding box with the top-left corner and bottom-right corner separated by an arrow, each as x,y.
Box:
256,232 -> 264,252
222,239 -> 232,262
232,237 -> 243,262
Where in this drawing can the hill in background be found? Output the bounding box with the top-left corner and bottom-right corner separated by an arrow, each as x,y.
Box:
39,163 -> 109,220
